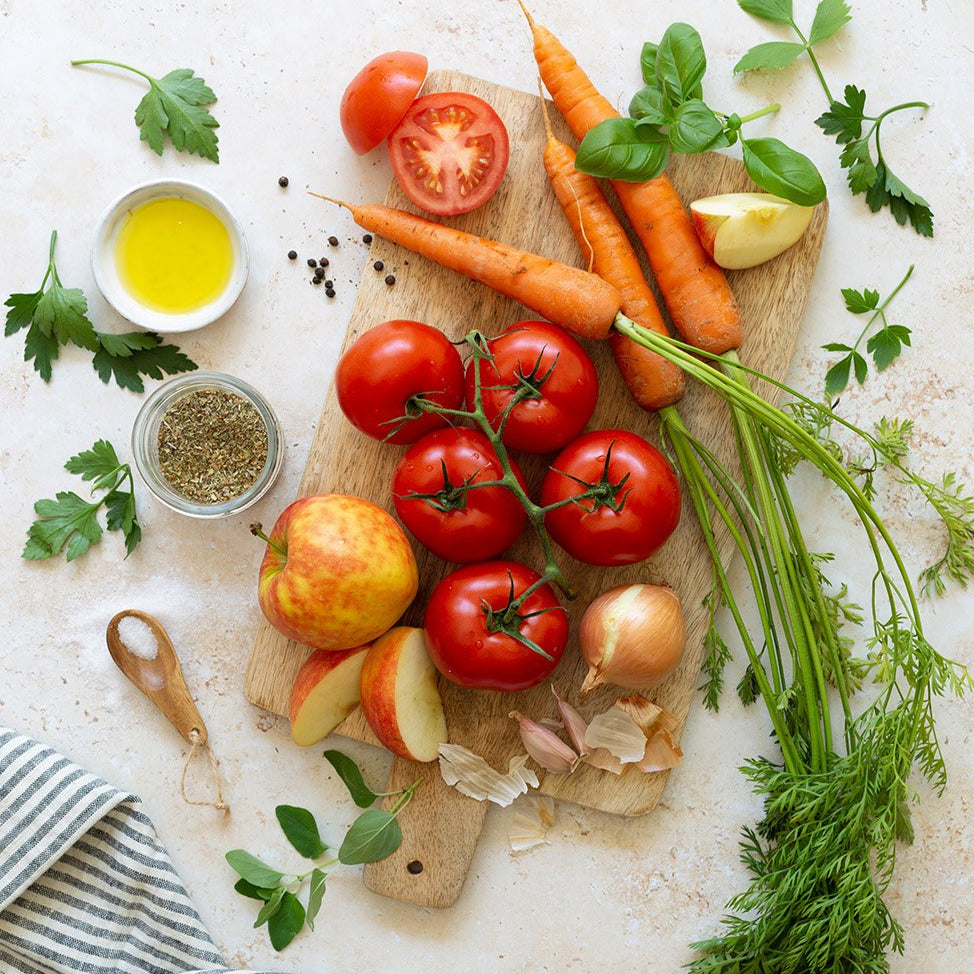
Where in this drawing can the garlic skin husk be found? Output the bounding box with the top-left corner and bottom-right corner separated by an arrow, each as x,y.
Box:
511,711 -> 579,774
438,744 -> 538,806
579,583 -> 686,694
509,795 -> 556,853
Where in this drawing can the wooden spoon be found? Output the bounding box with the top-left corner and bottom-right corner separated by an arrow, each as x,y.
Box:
106,610 -> 208,746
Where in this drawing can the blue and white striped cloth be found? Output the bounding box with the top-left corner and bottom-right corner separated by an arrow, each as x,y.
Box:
0,728 -> 276,974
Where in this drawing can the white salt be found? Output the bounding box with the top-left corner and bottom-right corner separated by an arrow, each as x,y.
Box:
116,615 -> 159,660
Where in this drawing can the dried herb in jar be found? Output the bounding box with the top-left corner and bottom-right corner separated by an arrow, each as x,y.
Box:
157,388 -> 268,503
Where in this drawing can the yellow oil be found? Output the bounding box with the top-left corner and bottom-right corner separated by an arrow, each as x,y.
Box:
114,196 -> 234,313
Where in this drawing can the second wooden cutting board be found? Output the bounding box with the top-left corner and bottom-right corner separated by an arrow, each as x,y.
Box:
245,70 -> 826,907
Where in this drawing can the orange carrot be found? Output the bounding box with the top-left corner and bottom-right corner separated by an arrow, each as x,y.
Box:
313,196 -> 621,342
520,4 -> 742,355
538,96 -> 685,411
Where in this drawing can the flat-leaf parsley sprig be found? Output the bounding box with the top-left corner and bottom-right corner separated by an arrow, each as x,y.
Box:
4,230 -> 197,392
735,0 -> 934,235
71,59 -> 220,162
24,440 -> 142,562
226,750 -> 420,952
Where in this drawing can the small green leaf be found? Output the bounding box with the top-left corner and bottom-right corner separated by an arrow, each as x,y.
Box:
867,326 -> 911,372
135,68 -> 220,162
24,492 -> 102,562
225,850 -> 286,889
254,886 -> 287,928
839,137 -> 879,195
628,85 -> 670,126
575,117 -> 669,183
267,891 -> 305,951
733,41 -> 806,74
640,42 -> 659,85
815,85 -> 867,143
65,439 -> 122,482
96,330 -> 162,357
654,23 -> 707,105
234,878 -> 276,902
668,99 -> 728,154
323,750 -> 379,808
808,0 -> 852,46
275,805 -> 329,859
852,351 -> 868,385
34,286 -> 99,351
825,355 -> 853,398
822,342 -> 854,353
305,868 -> 327,930
4,290 -> 43,336
866,161 -> 934,237
91,337 -> 197,392
741,136 -> 827,206
338,809 -> 403,865
737,0 -> 794,25
23,322 -> 60,382
841,288 -> 880,314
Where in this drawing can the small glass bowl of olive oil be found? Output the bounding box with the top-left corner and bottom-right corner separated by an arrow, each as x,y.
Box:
92,179 -> 248,333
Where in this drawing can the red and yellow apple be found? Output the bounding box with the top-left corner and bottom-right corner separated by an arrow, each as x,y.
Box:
359,626 -> 448,762
290,645 -> 371,746
256,493 -> 418,651
690,192 -> 814,270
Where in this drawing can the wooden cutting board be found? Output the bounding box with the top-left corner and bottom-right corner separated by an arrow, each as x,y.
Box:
245,70 -> 827,908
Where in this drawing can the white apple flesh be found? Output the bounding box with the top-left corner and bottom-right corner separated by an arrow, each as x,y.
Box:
359,627 -> 448,763
690,193 -> 814,270
290,645 -> 371,746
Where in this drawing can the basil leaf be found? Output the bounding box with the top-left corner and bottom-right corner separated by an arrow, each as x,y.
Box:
654,23 -> 707,105
734,41 -> 806,74
629,85 -> 670,126
576,118 -> 670,182
323,749 -> 379,808
276,805 -> 328,859
254,886 -> 287,928
640,41 -> 659,85
267,891 -> 305,951
741,137 -> 827,206
808,0 -> 851,46
225,850 -> 285,889
668,99 -> 728,154
737,0 -> 794,25
306,868 -> 327,931
338,809 -> 403,865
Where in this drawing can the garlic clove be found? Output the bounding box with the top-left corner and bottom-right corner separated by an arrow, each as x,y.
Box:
551,686 -> 590,755
511,711 -> 579,774
438,743 -> 539,806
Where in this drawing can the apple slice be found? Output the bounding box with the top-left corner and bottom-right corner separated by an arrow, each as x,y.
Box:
359,627 -> 448,763
690,192 -> 814,270
290,645 -> 371,747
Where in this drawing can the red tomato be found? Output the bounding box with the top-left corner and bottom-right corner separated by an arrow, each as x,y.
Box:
335,319 -> 465,444
340,51 -> 428,155
387,91 -> 510,216
541,429 -> 681,566
466,320 -> 599,454
392,428 -> 528,563
424,561 -> 568,691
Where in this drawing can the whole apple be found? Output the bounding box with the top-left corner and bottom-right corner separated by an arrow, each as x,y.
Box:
255,494 -> 418,651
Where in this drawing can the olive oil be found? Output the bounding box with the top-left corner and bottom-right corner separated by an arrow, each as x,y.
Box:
114,196 -> 233,313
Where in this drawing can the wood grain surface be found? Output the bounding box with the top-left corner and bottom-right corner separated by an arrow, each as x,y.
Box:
244,71 -> 827,907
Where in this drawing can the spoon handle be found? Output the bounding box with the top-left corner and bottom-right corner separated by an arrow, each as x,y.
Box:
106,610 -> 209,747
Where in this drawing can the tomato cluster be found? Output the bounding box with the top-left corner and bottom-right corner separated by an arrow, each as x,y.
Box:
334,318 -> 681,692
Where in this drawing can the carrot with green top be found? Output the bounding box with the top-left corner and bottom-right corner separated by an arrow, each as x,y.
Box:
311,196 -> 621,342
518,1 -> 742,355
538,90 -> 685,411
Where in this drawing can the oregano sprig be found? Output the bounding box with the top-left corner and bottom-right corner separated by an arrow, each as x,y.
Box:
575,22 -> 826,207
225,751 -> 420,951
735,0 -> 934,235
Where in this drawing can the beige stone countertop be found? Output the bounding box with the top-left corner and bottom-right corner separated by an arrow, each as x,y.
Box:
1,1 -> 972,971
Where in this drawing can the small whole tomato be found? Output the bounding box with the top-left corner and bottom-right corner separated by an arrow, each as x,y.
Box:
466,320 -> 599,454
392,428 -> 528,563
340,51 -> 428,155
387,91 -> 510,216
335,319 -> 465,444
541,429 -> 681,566
424,560 -> 568,691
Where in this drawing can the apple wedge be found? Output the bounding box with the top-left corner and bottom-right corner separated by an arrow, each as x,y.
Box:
359,627 -> 448,762
290,645 -> 371,747
690,192 -> 814,270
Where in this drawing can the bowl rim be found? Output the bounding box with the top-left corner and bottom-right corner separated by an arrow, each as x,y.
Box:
91,178 -> 249,335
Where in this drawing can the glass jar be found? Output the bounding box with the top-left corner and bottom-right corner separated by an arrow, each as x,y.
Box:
132,371 -> 284,518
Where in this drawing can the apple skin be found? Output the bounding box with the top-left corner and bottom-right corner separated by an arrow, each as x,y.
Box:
257,494 -> 418,651
359,626 -> 448,763
290,645 -> 371,746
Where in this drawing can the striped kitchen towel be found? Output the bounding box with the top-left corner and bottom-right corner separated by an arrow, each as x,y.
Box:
0,727 -> 278,974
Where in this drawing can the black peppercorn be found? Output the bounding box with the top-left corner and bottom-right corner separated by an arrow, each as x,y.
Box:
287,250 -> 297,260
319,257 -> 329,268
307,258 -> 317,268
373,260 -> 384,271
328,235 -> 339,246
385,274 -> 396,286
363,233 -> 373,243
312,277 -> 322,285
314,266 -> 325,279
324,279 -> 333,288
278,176 -> 289,187
325,288 -> 336,298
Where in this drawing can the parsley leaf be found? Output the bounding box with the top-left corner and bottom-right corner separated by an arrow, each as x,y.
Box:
4,231 -> 198,390
734,41 -> 806,74
71,60 -> 219,162
808,0 -> 852,45
737,0 -> 794,25
24,439 -> 143,562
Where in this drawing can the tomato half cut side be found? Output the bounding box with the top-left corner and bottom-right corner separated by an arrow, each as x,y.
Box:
387,91 -> 510,216
340,51 -> 428,155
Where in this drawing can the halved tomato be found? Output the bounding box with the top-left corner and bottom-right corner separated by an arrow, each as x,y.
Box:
340,51 -> 428,155
387,91 -> 510,216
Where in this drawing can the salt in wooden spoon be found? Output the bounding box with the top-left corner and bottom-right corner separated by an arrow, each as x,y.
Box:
106,609 -> 208,746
